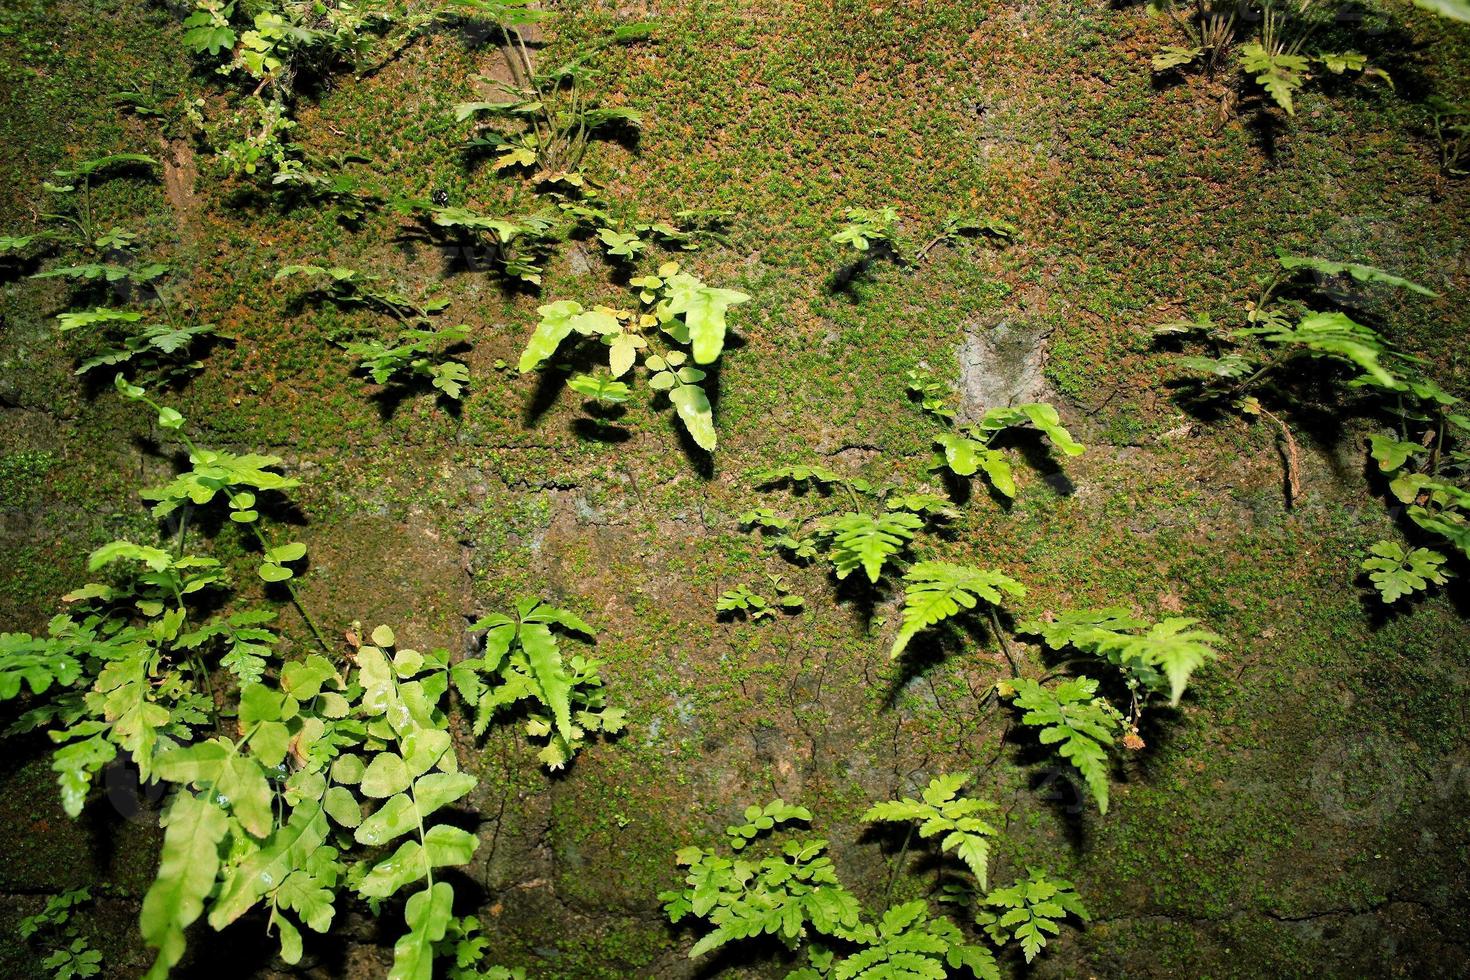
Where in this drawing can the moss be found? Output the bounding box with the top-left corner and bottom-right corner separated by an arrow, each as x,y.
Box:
1,0 -> 1469,975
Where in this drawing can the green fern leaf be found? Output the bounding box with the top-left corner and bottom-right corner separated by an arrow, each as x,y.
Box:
1278,254 -> 1437,297
1237,310 -> 1398,388
1008,678 -> 1122,813
656,271 -> 749,364
978,868 -> 1088,964
516,622 -> 574,744
519,300 -> 618,372
1415,0 -> 1470,21
1240,43 -> 1308,115
822,512 -> 923,583
862,774 -> 999,889
891,562 -> 1025,657
1096,618 -> 1222,706
1362,540 -> 1451,602
389,881 -> 455,980
140,791 -> 229,979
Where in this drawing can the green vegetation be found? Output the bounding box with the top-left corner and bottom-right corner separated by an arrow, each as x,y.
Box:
461,599 -> 625,769
18,888 -> 102,980
716,574 -> 806,620
661,786 -> 1099,976
517,263 -> 748,450
0,0 -> 1467,976
832,207 -> 1017,271
1158,252 -> 1464,602
1148,0 -> 1391,115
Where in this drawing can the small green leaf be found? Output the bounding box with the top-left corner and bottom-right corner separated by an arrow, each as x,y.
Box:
258,563 -> 294,583
361,753 -> 412,798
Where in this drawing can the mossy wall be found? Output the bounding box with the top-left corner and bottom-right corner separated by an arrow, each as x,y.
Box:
1,0 -> 1468,977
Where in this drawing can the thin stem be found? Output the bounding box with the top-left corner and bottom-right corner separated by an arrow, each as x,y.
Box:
141,395 -> 334,657
497,26 -> 527,88
914,233 -> 948,264
80,178 -> 95,243
881,823 -> 917,909
1036,657 -> 1099,685
1430,413 -> 1446,477
987,605 -> 1020,678
1231,350 -> 1295,395
1254,271 -> 1284,316
192,652 -> 221,731
174,503 -> 190,557
152,285 -> 182,330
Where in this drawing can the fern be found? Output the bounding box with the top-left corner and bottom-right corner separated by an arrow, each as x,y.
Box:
819,511 -> 924,584
659,801 -> 864,960
751,463 -> 858,489
1004,678 -> 1122,813
976,868 -> 1088,963
906,367 -> 956,420
805,901 -> 1000,980
1415,0 -> 1470,21
890,563 -> 1026,658
1362,541 -> 1451,603
459,600 -> 623,769
1017,607 -> 1144,651
744,462 -> 962,599
276,264 -> 449,321
1099,619 -> 1221,706
862,775 -> 999,889
140,791 -> 230,978
929,403 -> 1083,499
1019,610 -> 1220,707
724,799 -> 813,849
18,887 -> 103,980
717,575 -> 805,621
1388,475 -> 1470,557
666,840 -> 863,959
340,324 -> 471,401
515,264 -> 743,452
1240,43 -> 1309,115
832,206 -> 901,255
662,793 -> 1094,976
449,17 -> 651,180
1368,434 -> 1427,474
0,632 -> 83,701
176,610 -> 280,685
567,373 -> 632,405
1152,44 -> 1203,70
1277,255 -> 1437,297
1236,311 -> 1399,388
655,268 -> 750,365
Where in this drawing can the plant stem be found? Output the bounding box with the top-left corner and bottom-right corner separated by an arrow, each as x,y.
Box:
987,605 -> 1020,678
141,395 -> 334,657
913,233 -> 947,264
1430,413 -> 1445,477
881,823 -> 917,909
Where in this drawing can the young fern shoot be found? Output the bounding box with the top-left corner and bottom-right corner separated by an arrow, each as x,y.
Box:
517,262 -> 748,451
890,562 -> 1026,658
457,599 -> 624,769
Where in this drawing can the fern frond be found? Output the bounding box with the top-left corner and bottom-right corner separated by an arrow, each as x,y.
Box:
891,562 -> 1025,657
1008,678 -> 1122,813
862,774 -> 998,889
1278,254 -> 1437,297
820,512 -> 923,583
1094,618 -> 1222,706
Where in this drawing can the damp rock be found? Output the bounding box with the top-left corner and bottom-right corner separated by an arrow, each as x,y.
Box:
956,319 -> 1053,419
